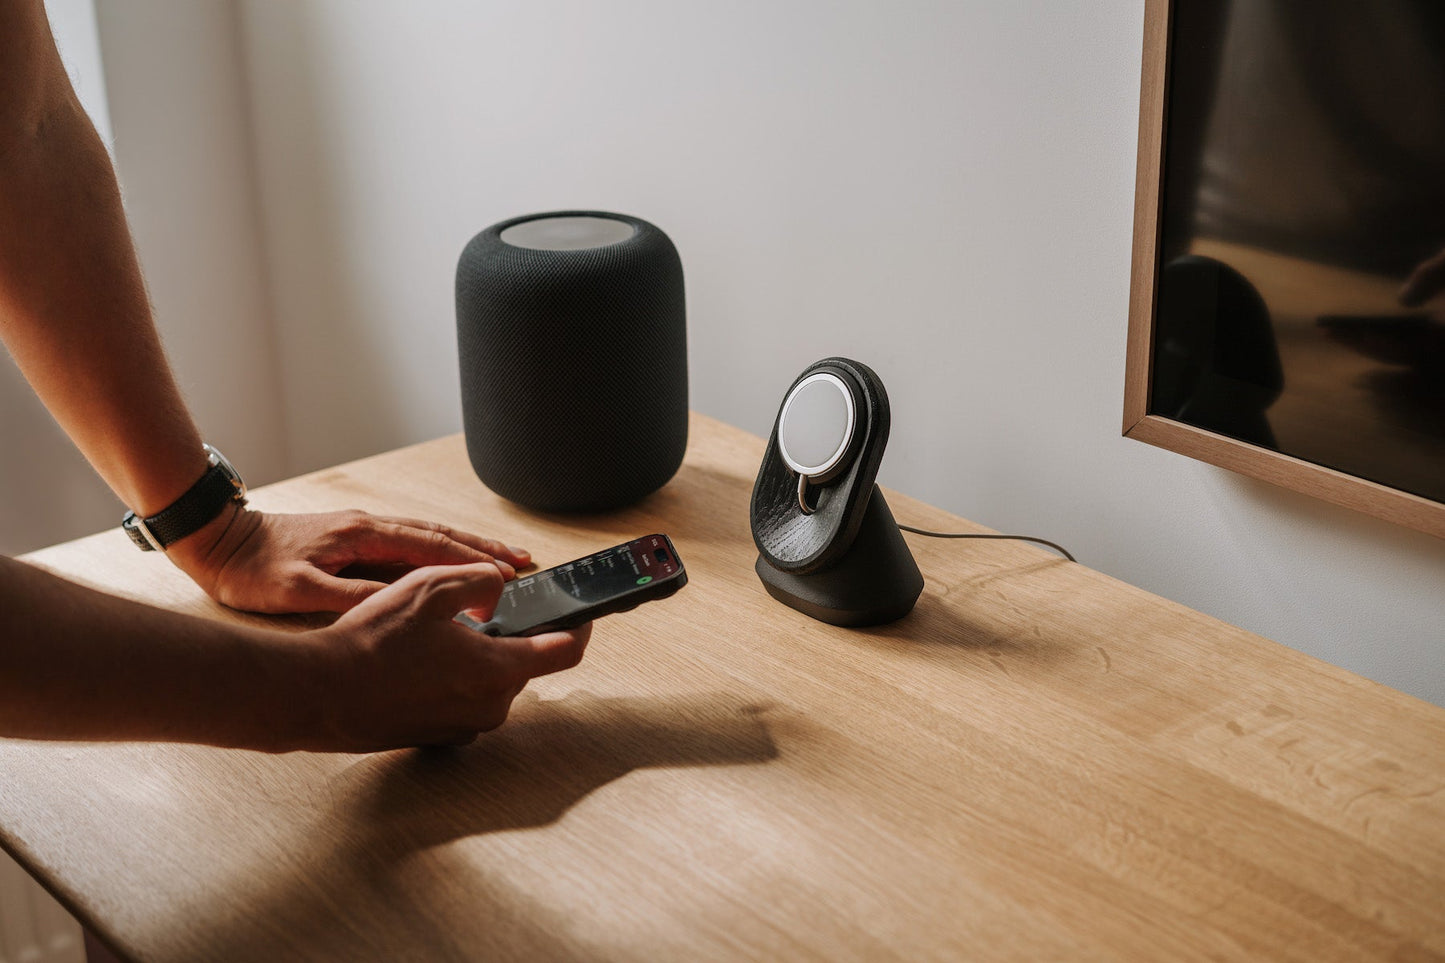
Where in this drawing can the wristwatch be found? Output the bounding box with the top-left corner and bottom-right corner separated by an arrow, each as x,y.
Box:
122,444 -> 247,552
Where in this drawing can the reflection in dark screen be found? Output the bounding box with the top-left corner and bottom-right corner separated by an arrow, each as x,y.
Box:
1152,1 -> 1445,503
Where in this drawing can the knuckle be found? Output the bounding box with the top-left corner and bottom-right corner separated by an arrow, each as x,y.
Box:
464,565 -> 503,595
341,510 -> 374,537
413,563 -> 450,584
423,529 -> 458,552
277,565 -> 315,599
405,570 -> 447,611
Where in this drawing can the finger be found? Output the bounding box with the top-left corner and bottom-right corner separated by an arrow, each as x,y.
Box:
1400,250 -> 1445,306
351,521 -> 516,579
491,622 -> 592,680
398,563 -> 508,621
373,517 -> 532,567
285,570 -> 389,613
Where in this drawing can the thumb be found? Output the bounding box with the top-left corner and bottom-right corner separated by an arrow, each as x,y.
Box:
399,563 -> 509,622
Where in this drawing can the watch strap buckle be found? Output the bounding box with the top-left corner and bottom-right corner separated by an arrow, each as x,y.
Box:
121,444 -> 247,553
122,510 -> 165,552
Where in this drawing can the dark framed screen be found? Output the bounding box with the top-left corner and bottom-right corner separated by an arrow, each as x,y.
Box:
1147,1 -> 1445,506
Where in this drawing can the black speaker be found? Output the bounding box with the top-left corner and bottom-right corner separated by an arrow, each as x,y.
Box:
456,211 -> 688,512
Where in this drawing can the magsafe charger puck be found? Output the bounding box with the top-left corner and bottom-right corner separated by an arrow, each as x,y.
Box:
778,372 -> 856,483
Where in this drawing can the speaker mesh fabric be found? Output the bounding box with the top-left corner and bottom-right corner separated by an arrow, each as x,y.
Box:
457,211 -> 688,512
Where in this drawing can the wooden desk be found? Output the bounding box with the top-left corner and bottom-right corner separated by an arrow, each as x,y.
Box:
3,414 -> 1443,962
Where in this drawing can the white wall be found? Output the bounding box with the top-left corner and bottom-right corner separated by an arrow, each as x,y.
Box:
92,0 -> 288,485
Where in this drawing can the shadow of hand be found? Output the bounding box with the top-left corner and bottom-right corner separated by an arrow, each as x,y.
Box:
164,691 -> 779,962
333,689 -> 778,856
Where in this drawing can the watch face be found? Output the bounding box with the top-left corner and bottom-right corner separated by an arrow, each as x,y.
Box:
203,443 -> 247,498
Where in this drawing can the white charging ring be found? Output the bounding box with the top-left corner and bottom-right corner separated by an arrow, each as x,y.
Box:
778,371 -> 857,513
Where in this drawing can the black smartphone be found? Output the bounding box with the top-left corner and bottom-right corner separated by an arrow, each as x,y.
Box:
455,534 -> 687,637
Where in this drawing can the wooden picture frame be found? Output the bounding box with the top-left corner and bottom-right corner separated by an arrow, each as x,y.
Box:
1122,0 -> 1445,540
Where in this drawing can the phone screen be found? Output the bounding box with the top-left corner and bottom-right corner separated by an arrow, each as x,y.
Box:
458,535 -> 681,635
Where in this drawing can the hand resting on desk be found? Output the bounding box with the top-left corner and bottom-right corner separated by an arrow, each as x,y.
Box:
168,506 -> 530,615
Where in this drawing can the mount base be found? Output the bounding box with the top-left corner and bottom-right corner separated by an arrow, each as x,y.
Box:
755,486 -> 923,627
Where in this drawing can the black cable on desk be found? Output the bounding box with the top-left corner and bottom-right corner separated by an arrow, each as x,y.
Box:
898,524 -> 1076,563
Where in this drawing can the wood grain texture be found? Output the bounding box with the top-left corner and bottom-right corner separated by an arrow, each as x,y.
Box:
4,413 -> 1444,962
1119,0 -> 1445,540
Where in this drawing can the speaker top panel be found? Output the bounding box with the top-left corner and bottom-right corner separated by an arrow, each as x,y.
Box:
500,215 -> 638,251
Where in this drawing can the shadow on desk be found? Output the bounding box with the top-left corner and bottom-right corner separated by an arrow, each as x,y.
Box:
156,692 -> 777,962
861,563 -> 1075,649
342,690 -> 777,841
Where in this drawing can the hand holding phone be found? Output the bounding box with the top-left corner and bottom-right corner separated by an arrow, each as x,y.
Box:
455,534 -> 687,637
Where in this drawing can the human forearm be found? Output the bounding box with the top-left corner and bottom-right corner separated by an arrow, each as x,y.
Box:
0,555 -> 321,750
0,2 -> 535,619
0,1 -> 207,517
0,555 -> 592,752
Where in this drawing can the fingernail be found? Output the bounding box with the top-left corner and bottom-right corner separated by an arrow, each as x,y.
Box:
509,545 -> 531,559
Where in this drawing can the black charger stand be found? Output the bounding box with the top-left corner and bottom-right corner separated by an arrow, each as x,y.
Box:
750,358 -> 923,628
754,485 -> 922,626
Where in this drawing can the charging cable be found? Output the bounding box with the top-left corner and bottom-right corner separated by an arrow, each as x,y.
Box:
897,524 -> 1076,563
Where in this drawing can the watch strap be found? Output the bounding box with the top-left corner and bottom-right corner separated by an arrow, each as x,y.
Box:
122,460 -> 245,551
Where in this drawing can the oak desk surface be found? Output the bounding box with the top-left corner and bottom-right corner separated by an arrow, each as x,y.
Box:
4,414 -> 1443,962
